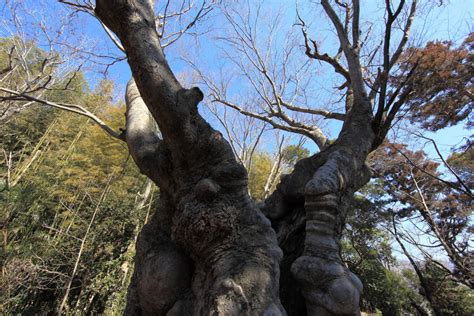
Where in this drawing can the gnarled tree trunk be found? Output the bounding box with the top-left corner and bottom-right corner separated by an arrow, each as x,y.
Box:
95,0 -> 385,315
96,1 -> 283,315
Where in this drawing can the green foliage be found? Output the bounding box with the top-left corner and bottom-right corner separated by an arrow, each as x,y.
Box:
447,145 -> 473,187
345,176 -> 474,315
0,80 -> 152,315
361,261 -> 417,315
248,152 -> 273,200
421,262 -> 474,315
342,194 -> 419,315
280,145 -> 310,167
248,144 -> 309,200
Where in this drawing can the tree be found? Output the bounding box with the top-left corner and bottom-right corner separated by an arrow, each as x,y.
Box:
360,135 -> 473,314
341,194 -> 420,315
91,0 -> 422,314
418,261 -> 474,315
448,144 -> 473,188
363,32 -> 473,307
371,141 -> 473,282
2,0 -> 470,315
394,33 -> 473,131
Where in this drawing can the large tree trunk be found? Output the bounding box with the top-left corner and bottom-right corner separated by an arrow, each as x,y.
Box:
95,1 -> 376,315
96,2 -> 283,315
264,111 -> 374,315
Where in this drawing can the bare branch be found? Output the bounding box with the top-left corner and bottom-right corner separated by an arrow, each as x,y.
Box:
321,0 -> 366,102
412,132 -> 472,195
298,14 -> 351,83
389,1 -> 416,70
160,1 -> 214,48
352,0 -> 360,50
185,6 -> 332,149
0,87 -> 124,141
369,0 -> 417,103
99,20 -> 126,52
278,98 -> 345,120
212,98 -> 328,148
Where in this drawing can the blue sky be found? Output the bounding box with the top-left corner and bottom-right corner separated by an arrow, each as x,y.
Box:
3,0 -> 472,159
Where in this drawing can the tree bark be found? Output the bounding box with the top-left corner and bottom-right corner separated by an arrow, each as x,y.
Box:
96,1 -> 283,315
95,1 -> 376,315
